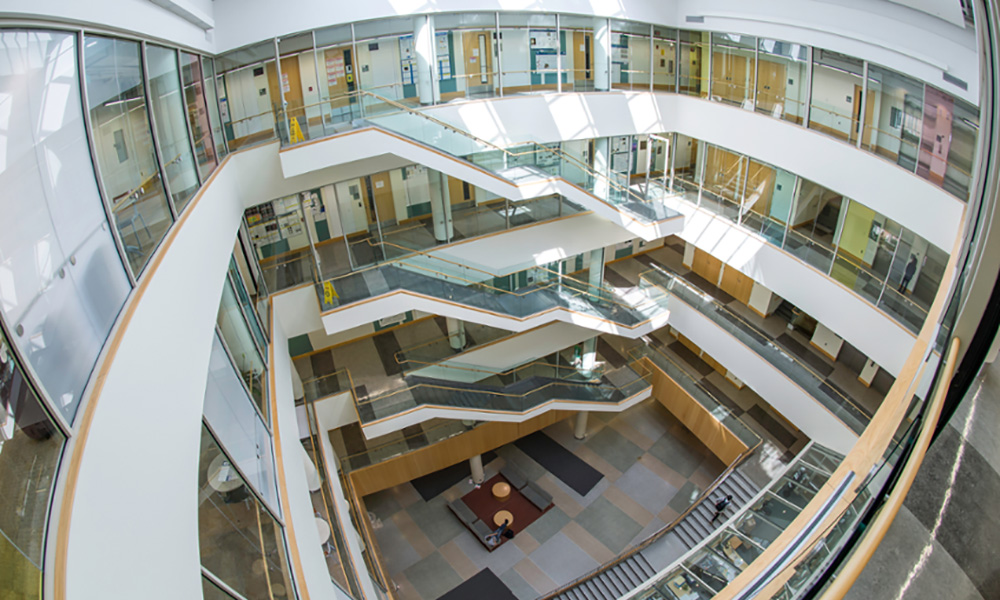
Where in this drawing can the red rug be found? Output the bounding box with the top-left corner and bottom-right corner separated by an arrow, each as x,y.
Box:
460,473 -> 547,549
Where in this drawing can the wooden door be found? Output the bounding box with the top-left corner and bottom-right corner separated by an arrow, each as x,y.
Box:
850,85 -> 863,143
323,46 -> 356,106
362,173 -> 396,226
756,60 -> 786,115
692,248 -> 722,284
859,88 -> 878,148
720,264 -> 753,304
462,31 -> 493,88
573,31 -> 593,84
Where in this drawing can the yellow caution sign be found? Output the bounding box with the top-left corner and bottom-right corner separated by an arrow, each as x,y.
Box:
323,281 -> 338,305
289,117 -> 305,144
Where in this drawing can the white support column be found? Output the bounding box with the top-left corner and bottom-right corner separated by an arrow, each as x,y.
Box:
414,15 -> 437,105
574,411 -> 589,440
594,18 -> 611,92
470,454 -> 485,484
593,137 -> 610,198
432,171 -> 454,242
446,317 -> 466,351
581,337 -> 598,377
588,247 -> 605,290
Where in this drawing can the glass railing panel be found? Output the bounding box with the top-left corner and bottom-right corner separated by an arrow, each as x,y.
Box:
683,547 -> 743,593
771,462 -> 829,509
260,250 -> 318,293
800,445 -> 844,475
708,529 -> 765,572
653,567 -> 717,600
302,370 -> 355,404
781,228 -> 835,273
877,287 -> 926,334
829,255 -> 884,305
641,268 -> 870,434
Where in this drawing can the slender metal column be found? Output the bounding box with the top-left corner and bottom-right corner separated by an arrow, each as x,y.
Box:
556,14 -> 562,93
76,30 -> 137,286
274,38 -> 291,143
175,48 -> 204,189
857,61 -> 869,149
804,46 -> 814,129
141,40 -> 179,221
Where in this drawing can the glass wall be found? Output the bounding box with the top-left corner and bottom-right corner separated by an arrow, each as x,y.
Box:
711,33 -> 756,106
611,20 -> 650,91
436,13 -> 500,99
201,57 -> 230,161
756,39 -> 809,124
84,35 -> 174,276
198,424 -> 293,600
147,44 -> 200,213
1,30 -> 132,422
808,50 -> 865,143
353,16 -> 412,108
861,66 -> 923,170
561,15 -> 594,92
203,332 -> 276,508
179,51 -> 220,181
652,26 -> 678,92
215,41 -> 282,150
0,330 -> 65,600
218,276 -> 269,417
314,24 -> 361,132
679,30 -> 709,97
653,131 -> 945,332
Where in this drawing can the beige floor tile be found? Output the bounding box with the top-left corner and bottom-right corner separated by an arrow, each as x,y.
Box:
639,453 -> 688,489
607,417 -> 656,450
604,484 -> 655,527
391,572 -> 423,600
513,557 -> 559,594
572,443 -> 624,482
535,474 -> 584,518
658,504 -> 681,524
439,539 -> 480,580
513,530 -> 541,555
562,520 -> 616,564
392,511 -> 437,558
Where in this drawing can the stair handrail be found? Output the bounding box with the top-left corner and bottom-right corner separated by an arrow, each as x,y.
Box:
353,89 -> 661,211
537,441 -> 762,600
636,263 -> 873,424
320,238 -> 667,320
352,360 -> 650,416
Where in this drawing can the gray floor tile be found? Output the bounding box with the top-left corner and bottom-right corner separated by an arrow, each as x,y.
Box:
648,432 -> 706,478
574,496 -> 644,554
530,532 -> 600,584
365,489 -> 403,521
668,480 -> 703,514
524,506 -> 571,544
452,528 -> 527,575
373,518 -> 422,575
614,462 -> 679,516
584,426 -> 645,473
499,568 -> 542,600
403,552 -> 464,600
407,497 -> 466,547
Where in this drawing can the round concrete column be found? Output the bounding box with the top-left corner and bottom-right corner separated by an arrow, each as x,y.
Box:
574,411 -> 589,440
470,454 -> 485,484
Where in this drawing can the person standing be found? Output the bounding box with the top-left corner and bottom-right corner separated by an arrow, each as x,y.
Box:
898,255 -> 918,293
711,494 -> 734,524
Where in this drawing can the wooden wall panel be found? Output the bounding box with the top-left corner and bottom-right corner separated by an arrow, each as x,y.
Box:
720,264 -> 754,305
349,410 -> 572,496
692,248 -> 722,285
649,364 -> 748,464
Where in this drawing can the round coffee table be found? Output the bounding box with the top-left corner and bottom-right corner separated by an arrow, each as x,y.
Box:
493,509 -> 514,527
492,481 -> 511,501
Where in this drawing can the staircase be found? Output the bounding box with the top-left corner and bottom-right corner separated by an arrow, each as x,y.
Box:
548,466 -> 762,600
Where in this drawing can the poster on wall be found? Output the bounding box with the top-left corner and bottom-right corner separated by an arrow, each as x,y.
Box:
325,55 -> 345,87
530,30 -> 559,51
281,72 -> 290,93
436,32 -> 452,80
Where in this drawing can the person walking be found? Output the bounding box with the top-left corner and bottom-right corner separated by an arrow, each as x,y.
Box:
898,255 -> 918,293
710,494 -> 734,524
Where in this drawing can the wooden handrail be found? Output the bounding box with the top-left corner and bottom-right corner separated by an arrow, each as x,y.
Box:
818,336 -> 960,599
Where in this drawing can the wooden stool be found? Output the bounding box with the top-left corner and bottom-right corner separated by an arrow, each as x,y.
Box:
492,481 -> 511,501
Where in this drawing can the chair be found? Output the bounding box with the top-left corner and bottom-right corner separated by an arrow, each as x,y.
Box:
521,482 -> 553,511
448,500 -> 477,526
500,464 -> 529,490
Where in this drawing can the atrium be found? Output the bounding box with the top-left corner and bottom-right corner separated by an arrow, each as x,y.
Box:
0,1 -> 998,600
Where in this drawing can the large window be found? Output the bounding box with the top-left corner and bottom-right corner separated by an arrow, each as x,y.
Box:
179,51 -> 219,181
1,30 -> 131,422
808,50 -> 865,143
198,424 -> 293,600
0,331 -> 65,600
711,32 -> 756,106
215,41 -> 282,151
84,35 -> 174,276
147,44 -> 200,213
756,38 -> 809,124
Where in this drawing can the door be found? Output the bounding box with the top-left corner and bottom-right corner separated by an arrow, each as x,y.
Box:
362,172 -> 396,228
573,31 -> 593,89
463,31 -> 493,92
757,60 -> 786,115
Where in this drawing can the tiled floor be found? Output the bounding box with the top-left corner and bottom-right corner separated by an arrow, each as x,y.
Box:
363,400 -> 729,600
